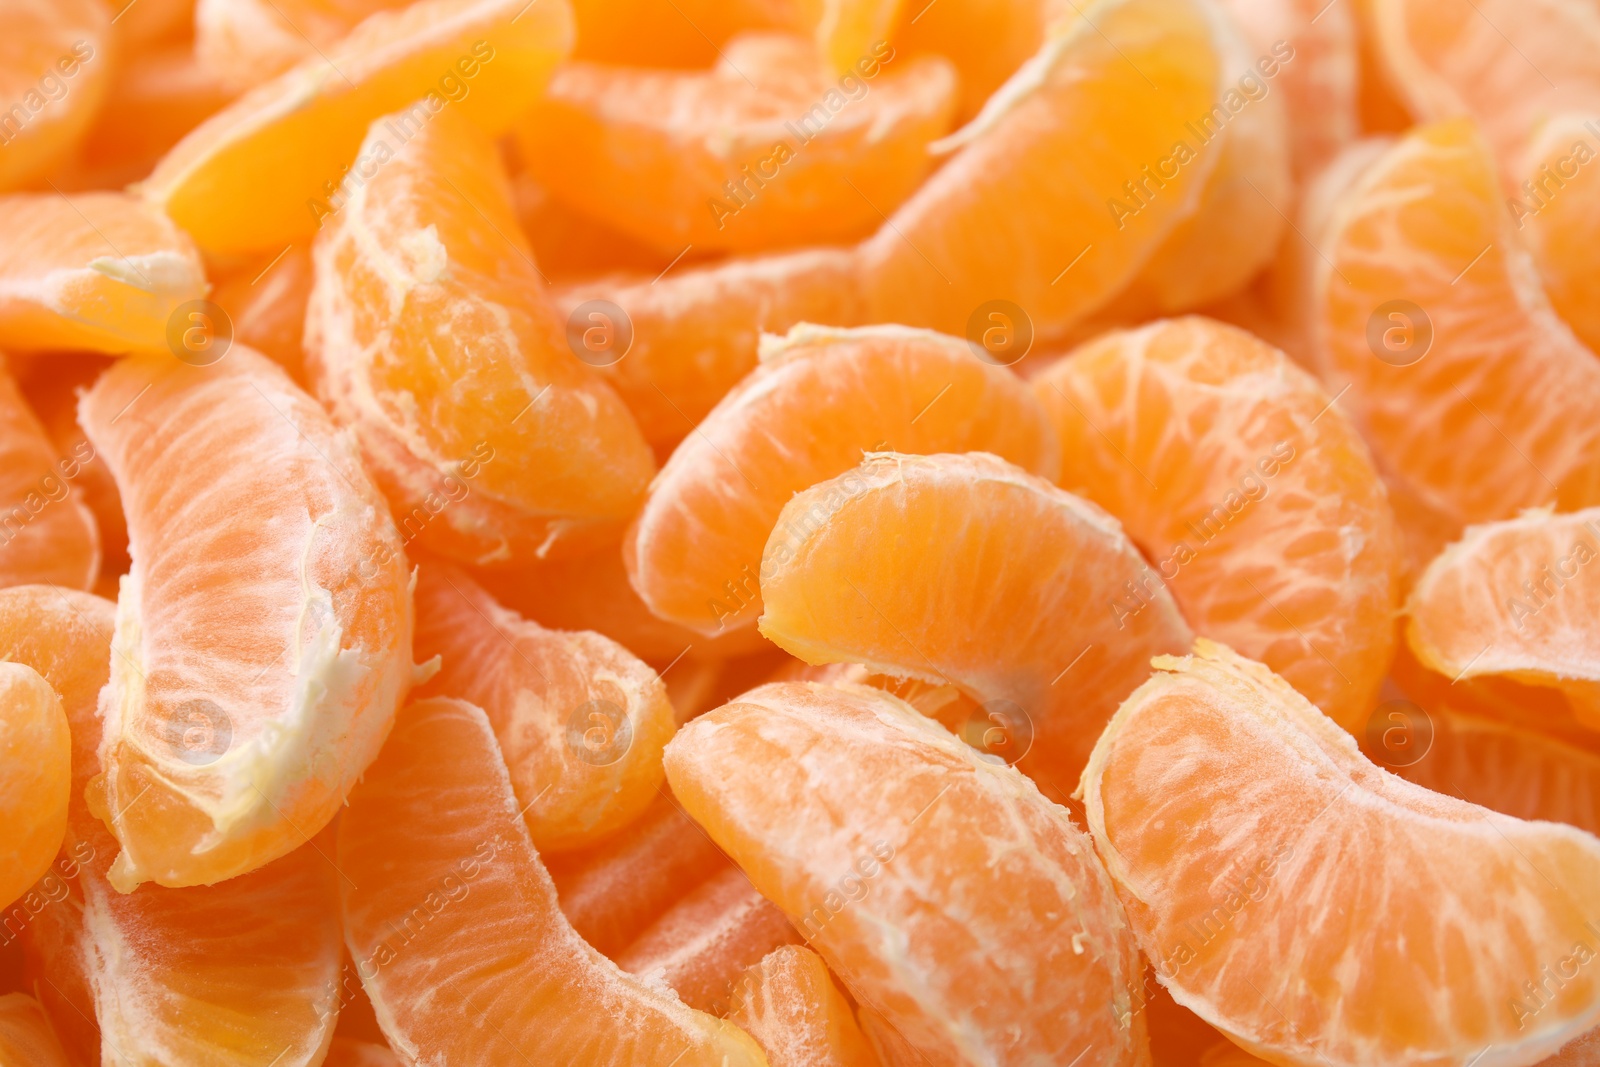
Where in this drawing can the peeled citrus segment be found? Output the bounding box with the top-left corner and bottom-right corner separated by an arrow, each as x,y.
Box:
212,244 -> 313,384
79,347 -> 416,889
412,557 -> 675,852
549,790 -> 736,957
0,361 -> 98,592
628,324 -> 1060,637
758,451 -> 1193,782
0,663 -> 68,912
855,1005 -> 926,1067
665,680 -> 1150,1066
0,585 -> 344,1067
1516,113 -> 1600,354
307,107 -> 656,566
0,993 -> 69,1066
0,193 -> 206,356
1032,316 -> 1400,733
617,866 -> 802,1013
195,0 -> 407,91
1405,507 -> 1600,728
889,0 -> 1056,121
517,33 -> 955,255
326,1037 -> 403,1067
726,945 -> 878,1067
142,0 -> 575,257
1082,639 -> 1600,1066
0,0 -> 110,191
1301,119 -> 1600,526
859,0 -> 1226,342
338,696 -> 768,1066
112,0 -> 194,50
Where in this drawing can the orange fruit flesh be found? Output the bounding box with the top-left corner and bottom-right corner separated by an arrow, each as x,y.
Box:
338,695 -> 767,1065
503,166 -> 678,284
0,359 -> 99,592
210,244 -> 313,385
616,866 -> 803,1014
0,662 -> 69,912
665,680 -> 1150,1066
325,1036 -> 403,1067
142,0 -> 576,256
0,993 -> 70,1066
547,790 -> 737,958
758,451 -> 1194,786
0,0 -> 111,192
0,192 -> 207,356
1082,639 -> 1600,1065
1515,112 -> 1600,358
411,556 -> 675,852
726,944 -> 880,1067
627,324 -> 1062,638
888,0 -> 1056,121
307,106 -> 656,567
194,0 -> 410,91
0,585 -> 345,1067
1032,316 -> 1400,734
80,347 -> 416,890
516,33 -> 957,255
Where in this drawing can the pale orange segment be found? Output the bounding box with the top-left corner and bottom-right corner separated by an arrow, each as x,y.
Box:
195,0 -> 410,91
0,193 -> 207,356
665,680 -> 1150,1066
0,662 -> 68,912
1405,507 -> 1600,728
726,945 -> 879,1067
0,0 -> 110,191
1082,639 -> 1600,1066
339,696 -> 768,1066
758,452 -> 1193,785
0,993 -> 69,1067
516,33 -> 956,255
1515,113 -> 1600,354
616,866 -> 802,1013
141,0 -> 576,256
411,556 -> 675,852
307,107 -> 656,566
627,324 -> 1061,637
0,360 -> 98,592
79,347 -> 417,890
1298,119 -> 1600,528
0,585 -> 344,1067
1032,316 -> 1400,733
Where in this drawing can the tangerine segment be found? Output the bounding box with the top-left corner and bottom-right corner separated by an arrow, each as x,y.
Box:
0,362 -> 98,592
1299,119 -> 1600,526
411,557 -> 675,852
0,193 -> 207,356
79,347 -> 416,890
758,452 -> 1193,782
858,0 -> 1226,341
0,993 -> 69,1067
0,0 -> 110,191
616,867 -> 802,1014
307,107 -> 656,567
889,0 -> 1058,122
1081,639 -> 1600,1066
628,324 -> 1060,637
142,0 -> 576,257
0,587 -> 344,1067
338,696 -> 768,1066
0,663 -> 68,912
325,1037 -> 403,1067
1405,507 -> 1600,728
517,33 -> 955,255
211,245 -> 313,385
726,945 -> 879,1067
195,0 -> 408,91
1032,316 -> 1400,734
1516,113 -> 1600,355
665,680 -> 1150,1066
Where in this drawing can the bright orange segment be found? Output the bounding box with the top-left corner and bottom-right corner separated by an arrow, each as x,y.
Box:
889,0 -> 1057,121
627,324 -> 1060,637
1405,507 -> 1600,728
726,945 -> 880,1067
516,33 -> 956,254
142,0 -> 576,256
0,662 -> 68,911
1515,113 -> 1600,355
411,557 -> 675,852
0,360 -> 98,592
338,696 -> 768,1065
0,0 -> 110,191
1033,316 -> 1400,733
758,452 -> 1194,784
0,192 -> 206,355
325,1037 -> 404,1067
195,0 -> 408,91
307,107 -> 656,566
666,680 -> 1150,1066
79,347 -> 416,889
0,993 -> 69,1067
1082,640 -> 1600,1066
